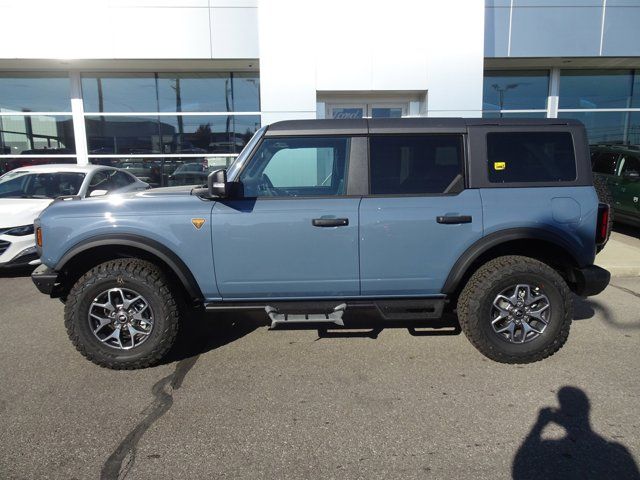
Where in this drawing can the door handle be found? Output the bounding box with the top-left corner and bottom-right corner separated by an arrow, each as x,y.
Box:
437,215 -> 472,224
312,218 -> 349,227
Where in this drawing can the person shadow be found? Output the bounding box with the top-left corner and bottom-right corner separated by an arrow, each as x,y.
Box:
512,386 -> 640,480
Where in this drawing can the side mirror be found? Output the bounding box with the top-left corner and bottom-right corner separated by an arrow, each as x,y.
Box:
89,189 -> 108,197
623,170 -> 640,180
208,169 -> 228,198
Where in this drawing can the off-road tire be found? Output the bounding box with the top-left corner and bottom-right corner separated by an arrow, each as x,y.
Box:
64,258 -> 180,369
457,255 -> 572,364
593,175 -> 613,251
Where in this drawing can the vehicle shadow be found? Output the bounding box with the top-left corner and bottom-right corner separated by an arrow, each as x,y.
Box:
0,265 -> 36,278
573,293 -> 640,330
613,222 -> 640,239
161,309 -> 264,365
512,386 -> 640,480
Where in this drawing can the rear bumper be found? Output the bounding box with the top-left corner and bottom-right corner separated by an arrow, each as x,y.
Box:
572,265 -> 610,297
31,264 -> 62,296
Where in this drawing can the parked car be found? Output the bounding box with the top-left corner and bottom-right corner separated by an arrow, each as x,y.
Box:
31,118 -> 610,369
591,144 -> 640,227
0,164 -> 149,268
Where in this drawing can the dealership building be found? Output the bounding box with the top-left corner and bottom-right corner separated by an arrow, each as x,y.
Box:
0,0 -> 639,185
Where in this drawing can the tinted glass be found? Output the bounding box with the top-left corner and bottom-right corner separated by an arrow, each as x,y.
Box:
158,115 -> 261,154
231,73 -> 260,112
558,111 -> 627,145
157,73 -> 230,112
591,151 -> 619,175
0,158 -> 76,176
85,116 -> 161,154
369,135 -> 462,195
240,137 -> 350,197
0,171 -> 84,198
483,71 -> 549,110
0,115 -> 75,155
0,74 -> 71,112
82,74 -> 158,112
482,111 -> 547,119
85,115 -> 260,155
620,155 -> 640,175
89,156 -> 234,187
559,70 -> 634,109
487,132 -> 576,183
371,107 -> 403,118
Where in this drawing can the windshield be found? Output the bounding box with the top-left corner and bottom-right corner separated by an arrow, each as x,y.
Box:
0,171 -> 86,199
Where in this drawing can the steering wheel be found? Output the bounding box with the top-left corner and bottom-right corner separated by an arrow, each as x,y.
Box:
258,173 -> 281,196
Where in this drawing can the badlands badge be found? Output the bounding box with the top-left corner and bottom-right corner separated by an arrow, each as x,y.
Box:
191,218 -> 206,230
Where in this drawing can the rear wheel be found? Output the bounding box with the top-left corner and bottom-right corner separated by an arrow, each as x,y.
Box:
64,259 -> 180,369
457,255 -> 572,364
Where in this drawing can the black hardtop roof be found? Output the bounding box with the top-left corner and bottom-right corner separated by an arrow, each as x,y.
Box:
264,117 -> 584,136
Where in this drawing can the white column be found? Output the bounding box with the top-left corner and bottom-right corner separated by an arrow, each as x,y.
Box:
69,71 -> 88,165
548,67 -> 561,119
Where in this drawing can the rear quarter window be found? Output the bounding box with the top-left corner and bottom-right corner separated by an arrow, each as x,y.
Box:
487,132 -> 577,183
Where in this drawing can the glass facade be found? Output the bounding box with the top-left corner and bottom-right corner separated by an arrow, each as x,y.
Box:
484,69 -> 640,147
0,71 -> 261,185
483,70 -> 549,112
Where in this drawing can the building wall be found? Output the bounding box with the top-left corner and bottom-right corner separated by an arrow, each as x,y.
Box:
485,0 -> 640,57
0,0 -> 259,59
258,0 -> 486,124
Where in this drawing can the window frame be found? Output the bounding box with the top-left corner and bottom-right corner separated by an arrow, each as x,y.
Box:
365,133 -> 467,198
467,125 -> 592,189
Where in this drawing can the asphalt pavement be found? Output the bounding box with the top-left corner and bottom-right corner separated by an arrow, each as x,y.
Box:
0,272 -> 638,480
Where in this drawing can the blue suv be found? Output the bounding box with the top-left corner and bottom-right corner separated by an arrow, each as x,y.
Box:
31,118 -> 611,369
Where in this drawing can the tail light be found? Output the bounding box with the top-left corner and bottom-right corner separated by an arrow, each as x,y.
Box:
595,203 -> 609,245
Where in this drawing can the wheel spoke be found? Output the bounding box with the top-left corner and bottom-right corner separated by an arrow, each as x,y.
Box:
528,304 -> 549,321
123,295 -> 143,310
101,326 -> 123,349
90,313 -> 111,333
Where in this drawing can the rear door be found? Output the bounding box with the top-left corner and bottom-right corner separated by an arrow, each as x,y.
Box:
359,133 -> 483,296
211,135 -> 363,299
615,154 -> 640,217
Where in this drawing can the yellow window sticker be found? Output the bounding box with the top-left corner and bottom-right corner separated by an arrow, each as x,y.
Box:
494,161 -> 506,171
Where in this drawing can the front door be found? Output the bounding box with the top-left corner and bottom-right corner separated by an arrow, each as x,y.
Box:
359,133 -> 483,296
211,135 -> 360,299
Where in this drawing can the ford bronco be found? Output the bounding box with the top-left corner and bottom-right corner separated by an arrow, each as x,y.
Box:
31,118 -> 611,369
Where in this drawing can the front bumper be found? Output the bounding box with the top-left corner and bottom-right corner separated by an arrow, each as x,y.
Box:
573,265 -> 610,297
31,264 -> 62,296
0,233 -> 39,268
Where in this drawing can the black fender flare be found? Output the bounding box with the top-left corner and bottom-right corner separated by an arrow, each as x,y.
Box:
55,233 -> 203,301
441,228 -> 581,295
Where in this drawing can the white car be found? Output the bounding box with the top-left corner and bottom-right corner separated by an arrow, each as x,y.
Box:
0,164 -> 149,268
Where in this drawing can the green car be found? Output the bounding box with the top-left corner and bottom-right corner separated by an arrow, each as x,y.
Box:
591,145 -> 640,227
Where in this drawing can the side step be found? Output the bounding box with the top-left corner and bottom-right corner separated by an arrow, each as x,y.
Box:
266,303 -> 347,328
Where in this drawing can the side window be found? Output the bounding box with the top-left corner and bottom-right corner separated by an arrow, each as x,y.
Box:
87,171 -> 110,195
113,171 -> 135,188
619,155 -> 640,176
239,136 -> 350,197
487,132 -> 576,183
369,134 -> 463,195
592,152 -> 619,175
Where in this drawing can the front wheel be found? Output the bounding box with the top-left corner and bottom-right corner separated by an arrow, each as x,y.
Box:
457,255 -> 572,364
64,259 -> 180,369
